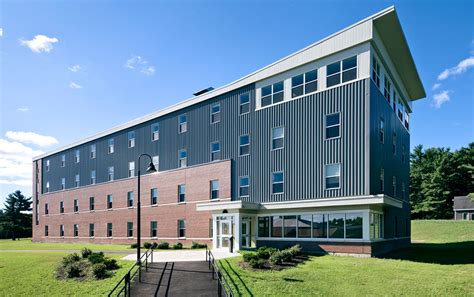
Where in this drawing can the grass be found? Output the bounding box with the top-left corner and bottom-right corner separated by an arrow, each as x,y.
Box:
0,238 -> 132,251
219,220 -> 474,297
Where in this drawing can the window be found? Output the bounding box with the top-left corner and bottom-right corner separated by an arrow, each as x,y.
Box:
392,133 -> 397,155
272,127 -> 284,150
297,215 -> 312,238
402,145 -> 406,163
45,225 -> 49,236
107,223 -> 113,237
128,161 -> 135,177
239,176 -> 249,197
271,215 -> 283,237
90,170 -> 96,185
258,217 -> 270,237
261,81 -> 284,107
128,131 -> 135,148
178,185 -> 186,203
75,150 -> 80,163
60,225 -> 64,237
46,160 -> 50,172
326,113 -> 340,139
45,203 -> 49,215
178,149 -> 187,168
272,172 -> 284,194
108,166 -> 114,181
210,180 -> 219,200
239,135 -> 250,156
325,164 -> 340,189
178,114 -> 187,133
152,155 -> 159,171
371,56 -> 381,88
74,224 -> 79,237
328,214 -> 345,238
402,182 -> 406,200
151,188 -> 158,205
89,197 -> 95,211
74,199 -> 78,212
61,155 -> 66,167
150,221 -> 157,238
291,69 -> 317,98
61,177 -> 65,190
90,144 -> 96,159
380,118 -> 385,143
45,181 -> 50,193
75,174 -> 80,188
107,194 -> 113,209
210,142 -> 221,161
60,201 -> 64,213
380,168 -> 384,192
108,138 -> 114,154
239,93 -> 250,115
178,220 -> 186,238
127,222 -> 133,237
283,215 -> 297,238
151,123 -> 159,141
392,176 -> 397,197
397,97 -> 404,120
127,191 -> 134,207
312,214 -> 327,238
384,76 -> 391,103
327,56 -> 357,87
405,111 -> 410,130
210,103 -> 221,124
89,223 -> 94,237
345,213 -> 363,238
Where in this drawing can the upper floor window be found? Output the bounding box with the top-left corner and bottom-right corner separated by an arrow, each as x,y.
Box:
90,170 -> 96,185
128,161 -> 135,177
392,176 -> 397,197
371,56 -> 381,88
397,98 -> 404,121
239,176 -> 249,197
89,197 -> 95,211
384,76 -> 391,103
107,194 -> 113,209
291,69 -> 317,98
380,168 -> 384,192
404,111 -> 410,130
45,203 -> 49,214
272,127 -> 284,150
151,188 -> 158,205
45,160 -> 50,172
127,191 -> 134,207
59,201 -> 64,213
392,133 -> 397,155
402,145 -> 406,163
261,81 -> 284,107
178,184 -> 186,203
108,138 -> 114,154
210,142 -> 221,161
178,149 -> 187,168
239,93 -> 250,115
90,144 -> 96,159
152,155 -> 159,171
327,56 -> 357,88
326,113 -> 340,139
210,103 -> 221,124
108,166 -> 114,181
325,164 -> 340,189
178,220 -> 186,238
74,199 -> 79,212
75,174 -> 80,188
380,118 -> 385,144
239,135 -> 250,156
128,131 -> 135,148
178,114 -> 187,133
75,150 -> 80,163
151,123 -> 160,141
210,180 -> 219,200
61,155 -> 66,167
60,177 -> 66,190
45,181 -> 50,193
272,172 -> 284,194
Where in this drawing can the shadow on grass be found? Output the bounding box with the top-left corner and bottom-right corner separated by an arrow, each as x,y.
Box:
381,241 -> 474,265
219,258 -> 254,297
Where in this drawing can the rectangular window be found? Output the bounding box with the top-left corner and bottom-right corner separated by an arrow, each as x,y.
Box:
151,188 -> 158,205
312,214 -> 327,238
107,194 -> 113,209
384,76 -> 392,103
59,201 -> 64,213
380,168 -> 384,192
150,221 -> 157,238
239,93 -> 250,115
325,164 -> 340,189
272,127 -> 284,150
178,220 -> 186,238
210,180 -> 219,200
392,133 -> 397,155
108,166 -> 114,181
178,114 -> 187,133
60,177 -> 65,190
89,197 -> 95,211
46,160 -> 50,172
270,215 -> 283,237
60,225 -> 64,237
239,176 -> 249,197
89,223 -> 94,237
405,111 -> 410,130
45,203 -> 49,215
107,223 -> 113,237
128,131 -> 135,148
272,172 -> 284,194
45,181 -> 50,193
75,150 -> 80,163
61,154 -> 66,167
108,138 -> 114,154
128,161 -> 135,177
283,215 -> 297,238
297,215 -> 312,238
74,199 -> 78,212
127,191 -> 134,207
397,97 -> 404,120
371,56 -> 381,88
178,185 -> 186,203
258,217 -> 270,237
127,222 -> 133,237
210,103 -> 221,124
328,214 -> 345,238
342,56 -> 357,83
90,144 -> 96,159
326,113 -> 340,139
152,155 -> 159,171
90,170 -> 96,185
45,225 -> 49,236
239,134 -> 250,156
210,142 -> 221,161
402,145 -> 406,163
345,213 -> 363,239
75,174 -> 80,188
327,56 -> 357,88
261,81 -> 284,107
392,176 -> 397,197
380,118 -> 385,144
291,69 -> 317,98
178,149 -> 187,168
74,224 -> 79,237
151,123 -> 160,141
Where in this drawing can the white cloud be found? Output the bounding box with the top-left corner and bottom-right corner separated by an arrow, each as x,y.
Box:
69,82 -> 83,89
16,107 -> 29,112
5,131 -> 58,147
432,90 -> 451,109
431,83 -> 441,91
20,35 -> 59,53
437,57 -> 474,80
124,55 -> 156,76
68,65 -> 81,72
0,28 -> 3,37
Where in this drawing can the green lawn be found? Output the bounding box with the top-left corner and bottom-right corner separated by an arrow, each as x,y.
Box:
0,238 -> 132,251
219,220 -> 474,297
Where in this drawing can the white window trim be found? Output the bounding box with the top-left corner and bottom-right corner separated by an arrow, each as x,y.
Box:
271,126 -> 285,151
324,163 -> 341,190
210,103 -> 221,124
325,112 -> 341,140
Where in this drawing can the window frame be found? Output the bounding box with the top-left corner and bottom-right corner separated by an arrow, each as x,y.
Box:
150,221 -> 158,238
371,55 -> 381,88
239,176 -> 250,197
210,180 -> 219,200
60,177 -> 66,190
74,199 -> 79,212
127,222 -> 133,238
89,196 -> 95,211
210,103 -> 221,124
127,191 -> 134,208
178,184 -> 186,203
90,170 -> 96,185
107,194 -> 113,209
178,149 -> 187,168
239,93 -> 250,115
178,114 -> 187,133
74,224 -> 79,237
128,161 -> 135,178
108,166 -> 114,181
325,163 -> 341,190
75,174 -> 80,188
107,223 -> 113,237
325,112 -> 341,140
271,171 -> 284,194
108,138 -> 114,154
291,69 -> 318,98
90,144 -> 96,159
239,134 -> 250,156
210,141 -> 221,161
178,219 -> 186,238
151,188 -> 158,205
151,123 -> 160,141
260,81 -> 284,108
75,150 -> 80,163
89,223 -> 95,238
45,159 -> 50,171
61,154 -> 66,167
380,118 -> 385,144
128,131 -> 135,148
271,127 -> 284,150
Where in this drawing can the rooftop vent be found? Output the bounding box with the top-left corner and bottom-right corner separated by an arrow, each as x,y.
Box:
193,87 -> 214,96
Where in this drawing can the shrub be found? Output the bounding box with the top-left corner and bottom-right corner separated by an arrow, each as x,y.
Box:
172,242 -> 183,249
191,242 -> 207,249
248,258 -> 266,269
81,248 -> 92,259
157,242 -> 169,249
269,250 -> 292,265
62,253 -> 80,266
64,260 -> 89,278
256,247 -> 278,259
130,243 -> 138,249
103,258 -> 119,270
242,252 -> 259,263
88,252 -> 105,264
144,242 -> 152,249
152,242 -> 158,249
92,263 -> 108,279
287,244 -> 302,256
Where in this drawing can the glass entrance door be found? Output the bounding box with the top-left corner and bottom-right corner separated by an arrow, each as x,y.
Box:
219,219 -> 232,249
241,220 -> 250,248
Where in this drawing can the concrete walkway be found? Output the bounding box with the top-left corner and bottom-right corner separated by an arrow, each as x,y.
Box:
122,249 -> 240,262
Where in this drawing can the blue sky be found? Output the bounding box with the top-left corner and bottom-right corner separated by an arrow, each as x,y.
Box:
0,0 -> 473,205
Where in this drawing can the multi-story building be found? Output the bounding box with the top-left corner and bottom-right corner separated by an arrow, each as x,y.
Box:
32,6 -> 425,256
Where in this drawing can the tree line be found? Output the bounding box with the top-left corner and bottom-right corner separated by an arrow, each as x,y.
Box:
0,191 -> 32,239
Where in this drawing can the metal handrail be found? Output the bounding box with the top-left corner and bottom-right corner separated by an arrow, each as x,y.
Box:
206,245 -> 235,297
108,247 -> 154,297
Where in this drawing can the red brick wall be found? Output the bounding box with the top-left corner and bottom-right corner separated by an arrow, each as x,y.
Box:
33,160 -> 231,245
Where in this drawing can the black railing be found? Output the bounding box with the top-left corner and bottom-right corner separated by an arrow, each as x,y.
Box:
108,247 -> 154,297
206,245 -> 235,297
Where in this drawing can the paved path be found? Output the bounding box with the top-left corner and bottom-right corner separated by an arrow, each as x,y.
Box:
122,249 -> 240,262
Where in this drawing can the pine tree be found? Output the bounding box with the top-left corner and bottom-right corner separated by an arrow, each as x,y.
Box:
1,191 -> 32,240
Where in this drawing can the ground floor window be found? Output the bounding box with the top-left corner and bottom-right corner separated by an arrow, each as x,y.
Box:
370,212 -> 384,239
107,223 -> 113,237
89,224 -> 94,237
150,221 -> 157,238
127,222 -> 133,237
258,217 -> 270,237
178,220 -> 186,238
